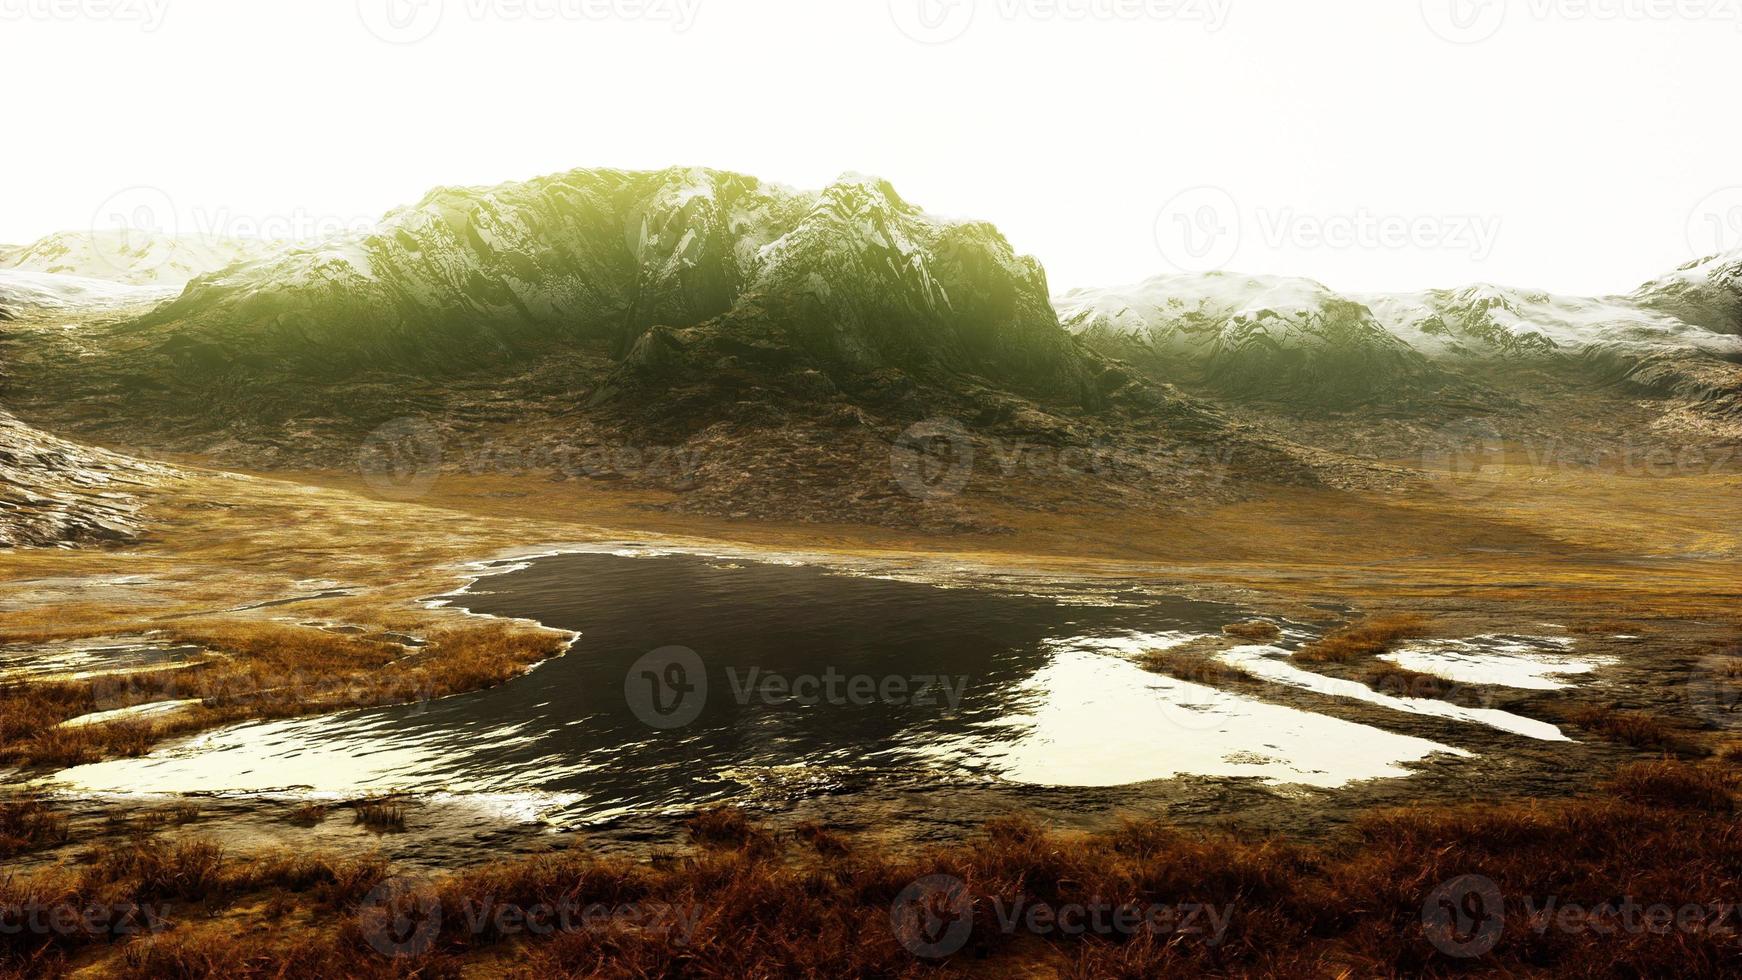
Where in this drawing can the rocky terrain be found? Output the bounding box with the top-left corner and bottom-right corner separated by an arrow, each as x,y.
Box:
1,168 -> 1738,539
0,169 -> 1338,530
0,409 -> 161,548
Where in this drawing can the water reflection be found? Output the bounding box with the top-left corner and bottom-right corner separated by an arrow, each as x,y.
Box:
52,552 -> 1468,820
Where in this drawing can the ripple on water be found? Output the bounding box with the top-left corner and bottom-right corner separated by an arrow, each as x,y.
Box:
46,551 -> 1474,819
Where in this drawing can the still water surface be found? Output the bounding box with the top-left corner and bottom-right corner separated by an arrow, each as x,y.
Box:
51,551 -> 1467,821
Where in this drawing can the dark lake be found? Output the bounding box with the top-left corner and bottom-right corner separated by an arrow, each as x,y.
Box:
49,550 -> 1467,822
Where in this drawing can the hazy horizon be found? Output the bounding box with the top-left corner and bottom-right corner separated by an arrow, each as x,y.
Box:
4,0 -> 1739,296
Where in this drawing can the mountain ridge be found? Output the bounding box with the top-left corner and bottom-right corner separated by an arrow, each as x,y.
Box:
4,168 -> 1738,536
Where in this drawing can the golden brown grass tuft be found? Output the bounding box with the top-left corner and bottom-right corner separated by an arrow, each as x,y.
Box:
1140,649 -> 1250,687
287,802 -> 331,827
1561,704 -> 1703,754
133,802 -> 202,833
1365,662 -> 1452,700
6,762 -> 1742,977
0,797 -> 69,857
1222,620 -> 1283,642
1606,760 -> 1735,811
1293,615 -> 1432,664
1571,620 -> 1643,635
0,619 -> 567,770
685,805 -> 774,852
352,801 -> 407,833
792,821 -> 850,857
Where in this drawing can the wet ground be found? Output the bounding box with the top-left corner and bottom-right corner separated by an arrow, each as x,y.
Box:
10,545 -> 1666,872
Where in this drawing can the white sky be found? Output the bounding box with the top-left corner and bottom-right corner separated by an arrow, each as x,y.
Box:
1,0 -> 1738,296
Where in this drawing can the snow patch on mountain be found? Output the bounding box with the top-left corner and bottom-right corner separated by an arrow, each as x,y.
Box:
1056,272 -> 1426,404
0,268 -> 172,320
128,167 -> 1088,397
1061,256 -> 1742,386
2,231 -> 280,286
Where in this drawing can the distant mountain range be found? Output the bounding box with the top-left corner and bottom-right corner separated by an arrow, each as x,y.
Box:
93,169 -> 1103,403
0,231 -> 275,286
1,167 -> 1738,540
1056,256 -> 1742,414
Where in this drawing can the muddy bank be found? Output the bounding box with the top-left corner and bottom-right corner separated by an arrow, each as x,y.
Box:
13,547 -> 1713,874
